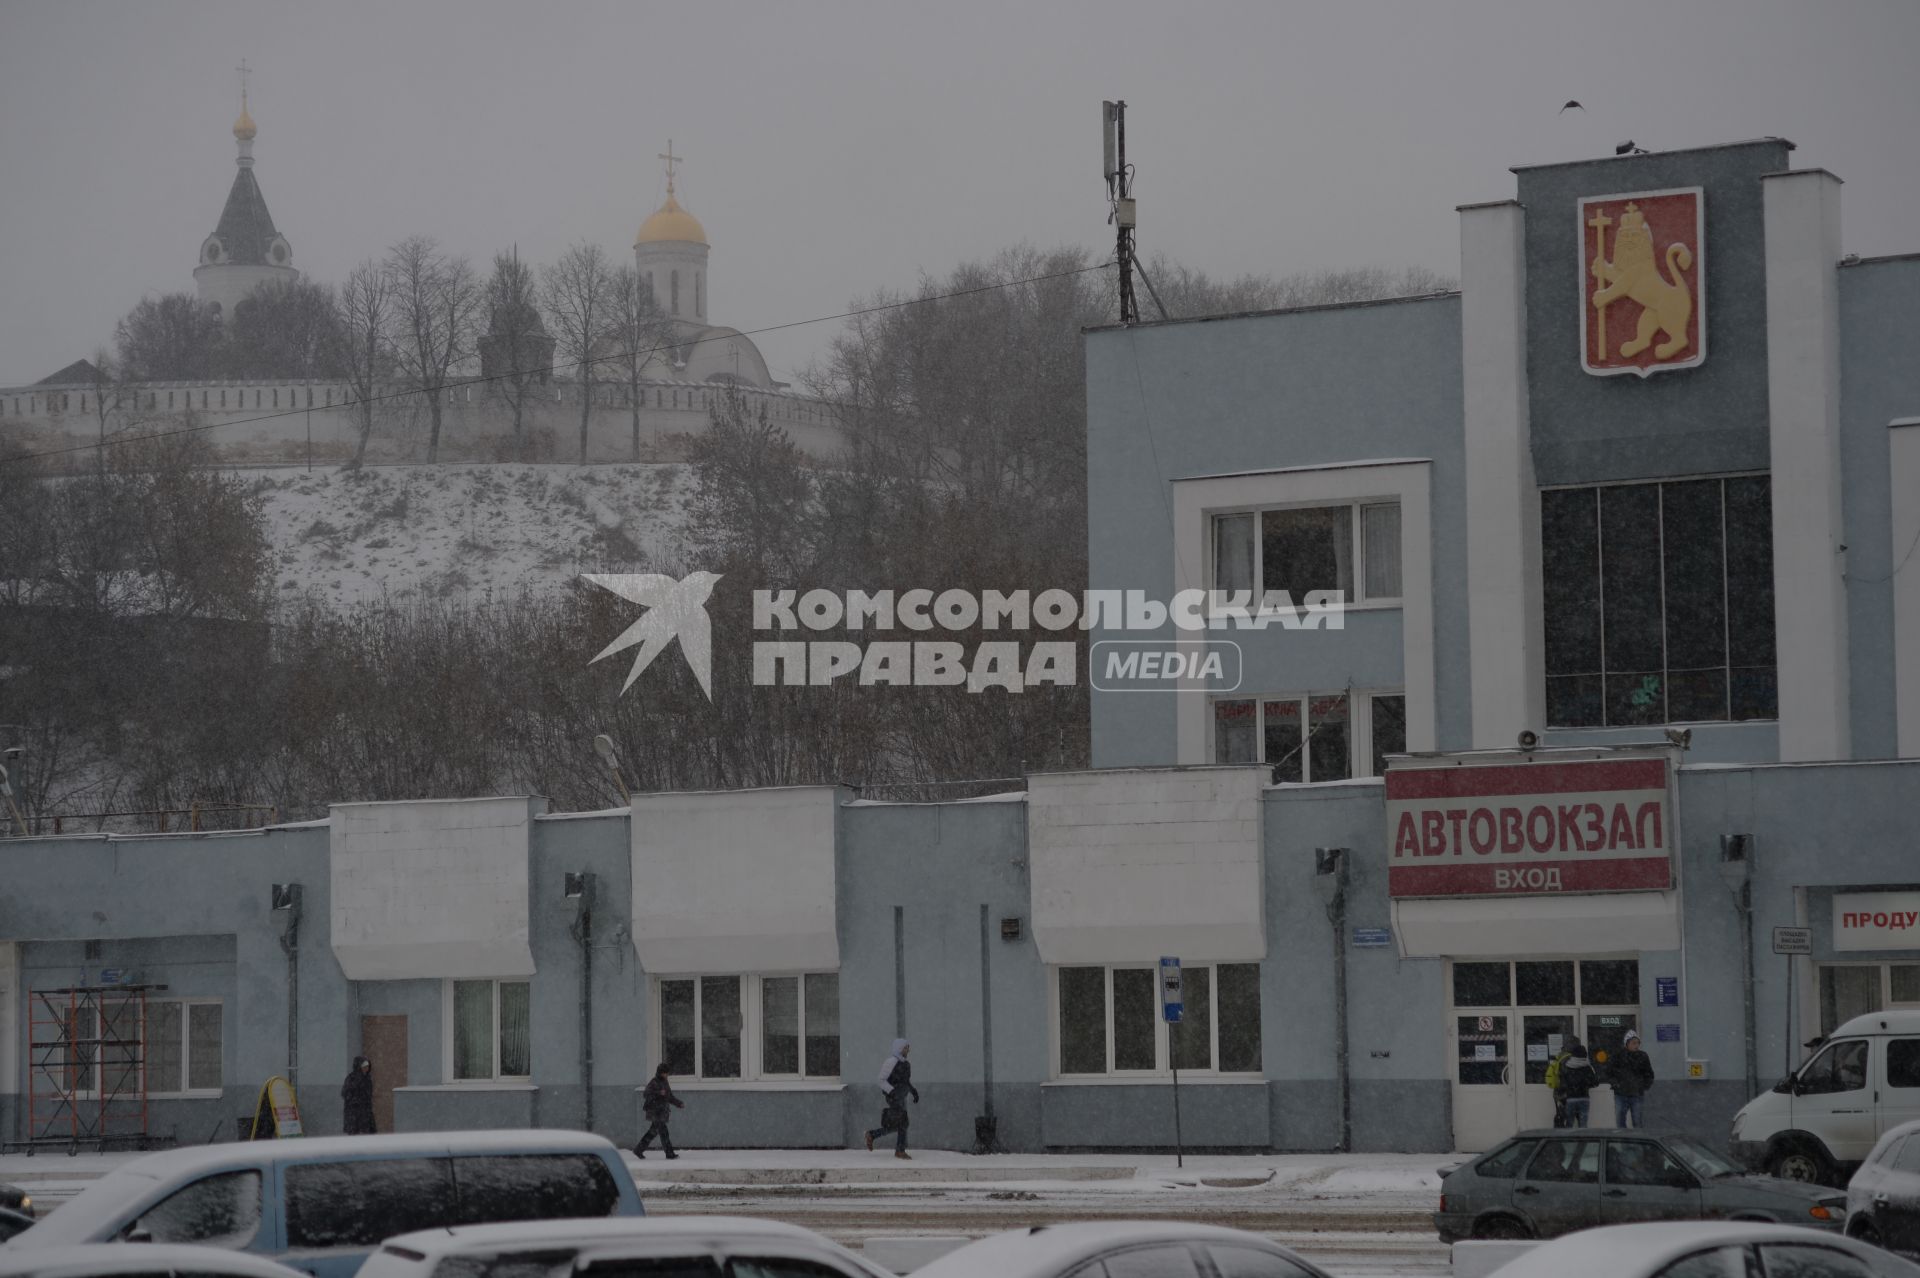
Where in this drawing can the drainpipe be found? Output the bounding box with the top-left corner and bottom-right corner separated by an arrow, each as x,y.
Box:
567,873 -> 596,1133
1719,836 -> 1758,1100
272,884 -> 303,1091
1313,848 -> 1351,1153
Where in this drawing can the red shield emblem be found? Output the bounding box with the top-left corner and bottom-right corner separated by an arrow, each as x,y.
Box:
1579,187 -> 1705,377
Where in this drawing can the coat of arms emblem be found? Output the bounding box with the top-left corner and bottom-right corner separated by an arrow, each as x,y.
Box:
1579,187 -> 1705,377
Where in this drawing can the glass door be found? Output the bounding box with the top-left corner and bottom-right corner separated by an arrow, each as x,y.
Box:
1520,1012 -> 1577,1130
1453,1012 -> 1513,1152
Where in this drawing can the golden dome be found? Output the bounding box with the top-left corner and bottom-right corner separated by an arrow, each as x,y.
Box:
233,103 -> 256,141
635,191 -> 707,246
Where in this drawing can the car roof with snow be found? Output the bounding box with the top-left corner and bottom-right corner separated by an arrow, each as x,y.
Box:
1830,1009 -> 1920,1038
379,1215 -> 836,1256
0,1243 -> 311,1278
1484,1222 -> 1920,1278
910,1222 -> 1320,1278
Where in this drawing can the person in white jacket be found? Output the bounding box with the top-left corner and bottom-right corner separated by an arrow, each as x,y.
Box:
863,1038 -> 919,1158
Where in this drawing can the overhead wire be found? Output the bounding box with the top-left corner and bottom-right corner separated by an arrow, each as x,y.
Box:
7,259 -> 1118,465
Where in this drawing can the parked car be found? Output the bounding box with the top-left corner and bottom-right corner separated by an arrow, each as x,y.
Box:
1434,1129 -> 1847,1242
910,1222 -> 1335,1278
0,1243 -> 314,1278
0,1210 -> 36,1245
1847,1118 -> 1920,1256
359,1217 -> 891,1278
1477,1221 -> 1920,1278
6,1131 -> 644,1278
0,1187 -> 31,1218
1730,1009 -> 1920,1185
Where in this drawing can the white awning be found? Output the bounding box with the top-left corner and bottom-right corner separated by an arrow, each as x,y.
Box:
1391,890 -> 1680,958
1028,768 -> 1268,965
630,787 -> 840,974
330,797 -> 541,981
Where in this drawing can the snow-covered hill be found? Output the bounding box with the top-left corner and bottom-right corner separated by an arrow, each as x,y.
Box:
252,463 -> 693,607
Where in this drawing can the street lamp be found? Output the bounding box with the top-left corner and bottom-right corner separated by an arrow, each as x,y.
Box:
1720,834 -> 1758,1099
593,734 -> 632,804
1313,848 -> 1352,1153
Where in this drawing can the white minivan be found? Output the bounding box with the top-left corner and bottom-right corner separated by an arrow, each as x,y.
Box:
1730,1010 -> 1920,1185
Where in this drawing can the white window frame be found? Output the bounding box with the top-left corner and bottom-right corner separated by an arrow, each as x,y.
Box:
441,978 -> 532,1084
1814,961 -> 1920,1031
1208,499 -> 1403,610
1209,687 -> 1406,779
145,997 -> 225,1099
1048,963 -> 1262,1080
651,973 -> 842,1084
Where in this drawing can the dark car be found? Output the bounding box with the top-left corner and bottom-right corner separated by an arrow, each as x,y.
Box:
1435,1129 -> 1849,1242
0,1208 -> 35,1243
0,1185 -> 29,1216
1847,1119 -> 1920,1256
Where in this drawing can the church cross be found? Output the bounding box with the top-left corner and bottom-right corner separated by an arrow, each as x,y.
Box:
237,58 -> 252,107
659,140 -> 683,193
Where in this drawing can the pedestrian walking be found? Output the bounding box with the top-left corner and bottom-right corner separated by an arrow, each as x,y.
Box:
342,1055 -> 376,1135
634,1063 -> 684,1159
1610,1030 -> 1655,1128
864,1038 -> 919,1159
1557,1038 -> 1598,1127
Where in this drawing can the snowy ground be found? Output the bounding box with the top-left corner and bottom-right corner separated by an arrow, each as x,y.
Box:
0,1147 -> 1452,1275
247,463 -> 694,608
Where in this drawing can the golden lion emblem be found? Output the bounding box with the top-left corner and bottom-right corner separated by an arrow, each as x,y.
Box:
1592,203 -> 1694,360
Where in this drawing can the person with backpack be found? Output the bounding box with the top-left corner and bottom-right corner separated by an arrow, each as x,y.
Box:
1557,1037 -> 1599,1127
1544,1044 -> 1573,1128
863,1038 -> 919,1159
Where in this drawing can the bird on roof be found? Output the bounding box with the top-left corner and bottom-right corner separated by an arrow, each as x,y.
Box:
1560,100 -> 1585,113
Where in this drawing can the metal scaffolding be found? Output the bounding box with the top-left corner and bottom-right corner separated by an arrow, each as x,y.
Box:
20,985 -> 164,1153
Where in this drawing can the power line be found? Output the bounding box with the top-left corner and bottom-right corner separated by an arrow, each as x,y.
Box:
9,259 -> 1117,465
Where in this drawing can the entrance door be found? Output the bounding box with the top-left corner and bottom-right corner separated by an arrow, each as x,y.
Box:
1453,1013 -> 1513,1153
359,1015 -> 407,1135
1520,1013 -> 1577,1131
1584,1010 -> 1642,1130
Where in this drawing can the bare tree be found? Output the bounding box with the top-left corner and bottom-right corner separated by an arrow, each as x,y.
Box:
113,293 -> 225,382
605,264 -> 674,461
479,250 -> 552,457
226,277 -> 348,380
542,241 -> 616,464
386,235 -> 481,463
1139,256 -> 1455,319
336,259 -> 394,470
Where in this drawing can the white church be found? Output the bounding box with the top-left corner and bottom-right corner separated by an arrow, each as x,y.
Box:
2,92 -> 847,465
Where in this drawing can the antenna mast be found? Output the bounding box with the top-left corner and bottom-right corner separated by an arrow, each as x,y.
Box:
1103,101 -> 1138,324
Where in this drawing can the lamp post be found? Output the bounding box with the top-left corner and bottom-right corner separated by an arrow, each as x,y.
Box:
1313,847 -> 1351,1153
1719,835 -> 1758,1100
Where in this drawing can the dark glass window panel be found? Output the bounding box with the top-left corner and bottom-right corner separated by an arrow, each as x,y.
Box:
1580,959 -> 1640,1005
1885,1040 -> 1920,1090
1601,483 -> 1664,674
659,980 -> 695,1076
1525,1139 -> 1602,1184
450,1154 -> 619,1225
761,977 -> 800,1075
803,972 -> 840,1078
134,1170 -> 262,1247
1475,1139 -> 1539,1179
1516,962 -> 1576,1006
1662,481 -> 1728,674
1731,667 -> 1778,722
1059,967 -> 1107,1074
1217,963 -> 1263,1073
285,1159 -> 457,1249
1207,1247 -> 1320,1278
700,976 -> 742,1079
1456,1014 -> 1508,1084
1605,670 -> 1667,727
1453,962 -> 1510,1007
1173,966 -> 1211,1070
1112,968 -> 1157,1071
1543,488 -> 1602,678
1369,694 -> 1406,777
1667,668 -> 1729,723
1214,699 -> 1257,764
1724,476 -> 1776,670
1547,674 -> 1604,728
1262,506 -> 1353,601
1754,1245 -> 1876,1278
1263,698 -> 1304,783
1307,694 -> 1351,783
579,1263 -> 721,1278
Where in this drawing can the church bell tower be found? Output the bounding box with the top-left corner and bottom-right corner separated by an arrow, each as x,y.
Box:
193,62 -> 297,320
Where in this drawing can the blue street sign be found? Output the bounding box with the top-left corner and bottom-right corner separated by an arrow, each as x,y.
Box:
1352,927 -> 1393,948
98,968 -> 128,985
1656,1024 -> 1681,1043
1159,956 -> 1183,1023
1655,977 -> 1678,1007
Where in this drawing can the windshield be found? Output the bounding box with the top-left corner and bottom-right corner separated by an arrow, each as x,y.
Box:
1665,1134 -> 1741,1179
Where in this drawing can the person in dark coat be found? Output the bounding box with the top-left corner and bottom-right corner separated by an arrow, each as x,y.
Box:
634,1063 -> 684,1159
1610,1030 -> 1655,1128
863,1038 -> 919,1159
342,1056 -> 376,1135
1557,1038 -> 1599,1127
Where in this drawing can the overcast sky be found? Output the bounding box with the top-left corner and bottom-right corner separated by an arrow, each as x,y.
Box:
1,0 -> 1914,387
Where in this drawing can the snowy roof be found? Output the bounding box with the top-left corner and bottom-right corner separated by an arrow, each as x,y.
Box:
1484,1222 -> 1865,1278
380,1216 -> 864,1261
0,1244 -> 309,1278
208,166 -> 284,265
35,358 -> 103,386
912,1223 -> 1300,1278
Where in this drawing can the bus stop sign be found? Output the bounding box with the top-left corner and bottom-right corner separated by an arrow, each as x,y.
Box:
1160,956 -> 1183,1023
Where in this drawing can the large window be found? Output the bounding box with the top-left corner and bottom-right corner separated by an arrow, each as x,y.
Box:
1211,691 -> 1405,781
450,980 -> 531,1082
1817,962 -> 1920,1035
1054,963 -> 1261,1076
658,974 -> 840,1081
1543,476 -> 1776,727
148,999 -> 224,1095
1211,501 -> 1401,605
